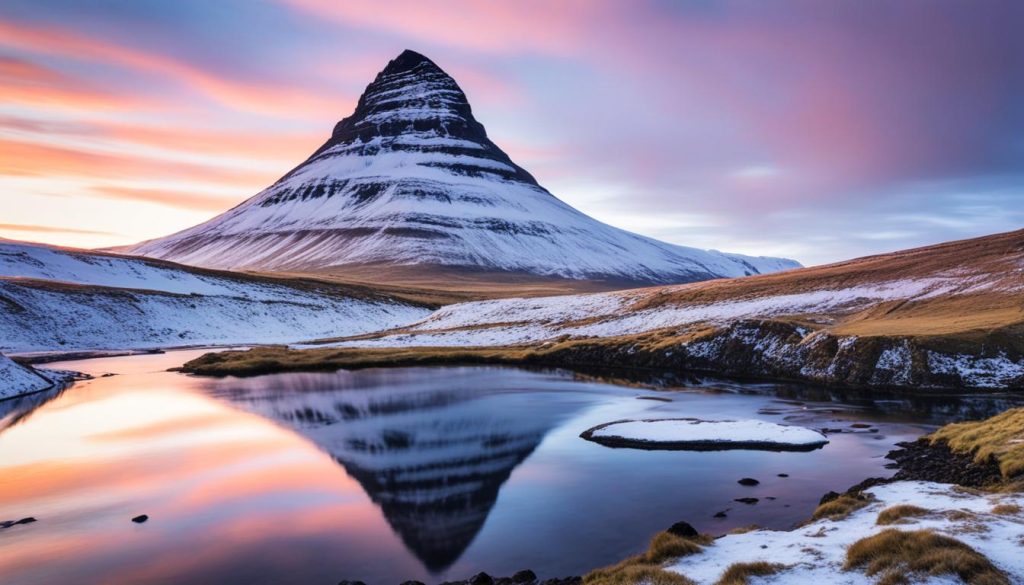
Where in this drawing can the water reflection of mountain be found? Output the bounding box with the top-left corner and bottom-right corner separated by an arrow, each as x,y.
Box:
205,368 -> 581,572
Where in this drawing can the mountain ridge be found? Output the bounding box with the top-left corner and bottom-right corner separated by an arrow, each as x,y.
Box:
125,49 -> 800,284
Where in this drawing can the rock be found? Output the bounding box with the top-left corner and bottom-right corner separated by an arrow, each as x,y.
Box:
512,570 -> 537,583
539,578 -> 581,585
737,477 -> 760,486
0,516 -> 35,532
713,510 -> 728,518
470,572 -> 494,585
131,514 -> 149,523
886,439 -> 1002,487
818,491 -> 841,506
850,423 -> 872,429
400,582 -> 426,585
337,581 -> 367,585
734,497 -> 759,505
777,473 -> 789,478
666,520 -> 699,538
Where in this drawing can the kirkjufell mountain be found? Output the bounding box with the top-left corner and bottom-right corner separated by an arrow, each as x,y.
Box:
127,50 -> 800,284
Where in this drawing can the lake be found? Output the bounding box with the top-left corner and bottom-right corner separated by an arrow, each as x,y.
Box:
0,350 -> 1019,584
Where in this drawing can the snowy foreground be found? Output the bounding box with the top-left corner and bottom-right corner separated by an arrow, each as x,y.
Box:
0,239 -> 429,353
583,419 -> 828,450
668,481 -> 1024,584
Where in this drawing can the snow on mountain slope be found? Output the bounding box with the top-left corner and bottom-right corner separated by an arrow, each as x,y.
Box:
126,50 -> 799,284
0,353 -> 53,399
0,239 -> 429,353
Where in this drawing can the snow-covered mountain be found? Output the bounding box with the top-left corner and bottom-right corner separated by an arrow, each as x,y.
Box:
126,50 -> 799,284
0,239 -> 428,353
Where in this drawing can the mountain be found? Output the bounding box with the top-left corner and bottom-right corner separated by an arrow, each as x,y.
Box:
125,50 -> 799,285
229,229 -> 1023,390
0,239 -> 428,356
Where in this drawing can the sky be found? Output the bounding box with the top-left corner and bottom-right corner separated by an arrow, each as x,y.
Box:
1,0 -> 1022,266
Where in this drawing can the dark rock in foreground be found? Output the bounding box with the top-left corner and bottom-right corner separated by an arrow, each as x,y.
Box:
438,572 -> 580,585
667,521 -> 699,538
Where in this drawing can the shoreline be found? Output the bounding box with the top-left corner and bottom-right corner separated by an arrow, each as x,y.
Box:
176,342 -> 1024,394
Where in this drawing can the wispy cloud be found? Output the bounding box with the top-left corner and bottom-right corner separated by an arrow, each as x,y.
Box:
0,223 -> 115,236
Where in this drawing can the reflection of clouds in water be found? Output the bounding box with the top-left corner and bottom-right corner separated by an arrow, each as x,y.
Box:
209,367 -> 590,572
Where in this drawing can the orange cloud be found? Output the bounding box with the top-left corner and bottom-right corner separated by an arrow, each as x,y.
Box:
0,223 -> 114,236
0,138 -> 279,186
0,55 -> 158,112
89,185 -> 243,212
0,20 -> 347,118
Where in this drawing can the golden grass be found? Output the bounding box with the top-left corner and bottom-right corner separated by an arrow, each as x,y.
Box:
991,504 -> 1021,516
929,408 -> 1024,480
270,263 -> 636,306
843,529 -> 1008,585
876,505 -> 930,525
809,494 -> 872,522
726,525 -> 760,535
584,564 -> 695,585
583,531 -> 710,585
179,344 -> 539,376
713,562 -> 786,585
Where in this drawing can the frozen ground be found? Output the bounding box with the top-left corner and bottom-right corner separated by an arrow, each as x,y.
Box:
668,481 -> 1024,584
0,239 -> 430,354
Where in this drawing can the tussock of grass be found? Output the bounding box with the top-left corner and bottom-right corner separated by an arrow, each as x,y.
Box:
843,529 -> 1009,585
584,564 -> 695,585
930,408 -> 1024,480
991,503 -> 1021,516
810,494 -> 872,522
726,525 -> 760,535
584,531 -> 710,585
876,505 -> 930,525
714,561 -> 785,585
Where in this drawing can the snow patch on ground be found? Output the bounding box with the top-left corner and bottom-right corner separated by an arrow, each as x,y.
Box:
668,481 -> 1024,584
927,352 -> 1024,388
347,275 -> 1002,349
586,418 -> 828,448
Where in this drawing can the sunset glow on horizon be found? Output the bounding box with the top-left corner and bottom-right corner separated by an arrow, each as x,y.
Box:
2,0 -> 1022,265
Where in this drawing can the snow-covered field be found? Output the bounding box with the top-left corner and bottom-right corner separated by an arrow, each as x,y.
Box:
668,481 -> 1024,584
584,418 -> 828,449
0,240 -> 430,354
339,272 -> 1017,348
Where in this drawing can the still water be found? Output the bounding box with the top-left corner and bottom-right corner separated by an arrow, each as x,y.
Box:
0,350 -> 1019,584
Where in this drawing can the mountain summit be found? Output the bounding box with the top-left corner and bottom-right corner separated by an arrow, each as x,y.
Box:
127,50 -> 800,284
